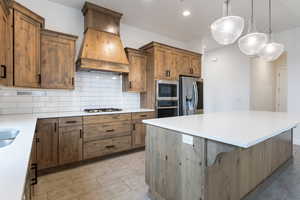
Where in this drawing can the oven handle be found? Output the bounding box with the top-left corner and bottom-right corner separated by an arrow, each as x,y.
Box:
157,106 -> 178,109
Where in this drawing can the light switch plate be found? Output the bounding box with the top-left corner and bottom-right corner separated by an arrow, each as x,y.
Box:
182,134 -> 193,145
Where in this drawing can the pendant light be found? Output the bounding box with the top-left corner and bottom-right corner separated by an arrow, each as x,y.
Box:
238,0 -> 267,56
258,0 -> 284,62
210,0 -> 244,45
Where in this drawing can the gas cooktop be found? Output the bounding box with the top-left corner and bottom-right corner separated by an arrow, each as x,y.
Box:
84,108 -> 123,113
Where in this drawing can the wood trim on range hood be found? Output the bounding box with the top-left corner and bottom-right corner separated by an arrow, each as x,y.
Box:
77,2 -> 129,73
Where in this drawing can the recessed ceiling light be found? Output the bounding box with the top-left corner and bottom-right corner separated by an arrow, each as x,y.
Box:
182,10 -> 191,17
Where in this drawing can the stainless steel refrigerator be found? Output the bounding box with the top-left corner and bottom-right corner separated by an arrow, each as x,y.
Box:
179,76 -> 203,115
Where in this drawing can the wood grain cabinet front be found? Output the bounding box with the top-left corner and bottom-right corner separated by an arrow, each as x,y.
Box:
59,125 -> 83,165
123,48 -> 147,92
12,2 -> 44,88
36,119 -> 59,170
132,112 -> 155,148
0,0 -> 11,86
41,30 -> 78,89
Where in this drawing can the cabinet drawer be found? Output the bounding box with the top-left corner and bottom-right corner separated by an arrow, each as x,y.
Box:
84,121 -> 132,142
132,112 -> 155,120
83,114 -> 131,125
84,136 -> 132,160
84,138 -> 113,159
59,117 -> 82,127
112,136 -> 132,153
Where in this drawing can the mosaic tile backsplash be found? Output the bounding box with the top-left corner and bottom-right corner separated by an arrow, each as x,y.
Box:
0,71 -> 140,115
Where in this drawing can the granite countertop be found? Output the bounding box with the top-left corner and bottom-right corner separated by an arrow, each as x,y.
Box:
0,108 -> 154,200
143,111 -> 300,148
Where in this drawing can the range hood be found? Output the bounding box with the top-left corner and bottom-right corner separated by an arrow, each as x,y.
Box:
77,2 -> 129,73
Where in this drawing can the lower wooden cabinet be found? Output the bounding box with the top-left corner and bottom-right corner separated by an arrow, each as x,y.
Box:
132,112 -> 155,148
36,119 -> 59,170
35,112 -> 155,171
132,122 -> 146,148
59,125 -> 83,165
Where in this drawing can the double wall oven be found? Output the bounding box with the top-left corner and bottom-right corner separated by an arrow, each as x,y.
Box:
156,80 -> 179,118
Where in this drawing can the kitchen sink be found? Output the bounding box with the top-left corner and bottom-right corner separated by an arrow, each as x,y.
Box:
0,129 -> 20,140
0,140 -> 14,148
0,129 -> 19,148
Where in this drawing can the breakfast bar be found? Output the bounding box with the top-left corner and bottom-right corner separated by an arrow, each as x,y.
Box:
143,111 -> 300,200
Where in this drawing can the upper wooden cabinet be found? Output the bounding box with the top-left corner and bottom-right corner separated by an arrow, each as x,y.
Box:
41,30 -> 78,89
0,0 -> 11,86
12,2 -> 44,88
123,48 -> 147,92
140,42 -> 202,81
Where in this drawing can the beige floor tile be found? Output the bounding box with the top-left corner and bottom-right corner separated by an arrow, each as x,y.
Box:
33,150 -> 147,200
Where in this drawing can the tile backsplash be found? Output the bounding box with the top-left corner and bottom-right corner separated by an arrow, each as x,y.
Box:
0,71 -> 140,115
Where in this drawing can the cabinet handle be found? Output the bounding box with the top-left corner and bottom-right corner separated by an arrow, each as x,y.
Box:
1,65 -> 6,79
36,138 -> 40,143
105,145 -> 115,149
38,74 -> 41,84
31,163 -> 38,185
165,71 -> 169,77
54,122 -> 57,132
140,114 -> 148,117
106,129 -> 114,133
72,77 -> 74,86
190,68 -> 194,74
65,120 -> 77,124
80,129 -> 83,138
133,124 -> 136,131
112,116 -> 120,119
129,81 -> 132,89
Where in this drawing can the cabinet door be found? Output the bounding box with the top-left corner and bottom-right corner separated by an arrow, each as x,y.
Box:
155,47 -> 170,80
14,10 -> 41,88
0,6 -> 10,86
179,53 -> 192,76
168,51 -> 180,80
36,119 -> 59,170
41,31 -> 76,89
126,52 -> 147,92
59,126 -> 83,165
190,55 -> 202,78
132,122 -> 146,147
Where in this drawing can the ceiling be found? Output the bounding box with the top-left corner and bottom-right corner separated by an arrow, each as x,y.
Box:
49,0 -> 300,42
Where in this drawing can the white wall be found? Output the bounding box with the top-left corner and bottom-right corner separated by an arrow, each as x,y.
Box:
250,57 -> 276,111
16,0 -> 189,53
203,45 -> 250,113
275,27 -> 300,144
0,0 -> 190,114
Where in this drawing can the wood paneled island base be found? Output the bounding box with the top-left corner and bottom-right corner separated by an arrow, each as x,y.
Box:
145,126 -> 293,200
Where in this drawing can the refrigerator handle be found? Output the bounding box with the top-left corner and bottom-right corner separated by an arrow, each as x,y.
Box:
193,81 -> 199,112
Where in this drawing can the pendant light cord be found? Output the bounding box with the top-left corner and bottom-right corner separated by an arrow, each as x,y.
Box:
269,0 -> 272,35
251,0 -> 254,26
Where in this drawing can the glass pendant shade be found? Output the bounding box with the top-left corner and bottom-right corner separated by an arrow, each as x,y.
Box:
258,0 -> 284,62
259,42 -> 284,62
238,32 -> 268,56
211,16 -> 244,45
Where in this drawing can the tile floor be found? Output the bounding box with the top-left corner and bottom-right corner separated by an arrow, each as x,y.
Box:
33,146 -> 300,200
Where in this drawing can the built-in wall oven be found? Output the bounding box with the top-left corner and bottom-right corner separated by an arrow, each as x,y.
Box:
156,80 -> 179,118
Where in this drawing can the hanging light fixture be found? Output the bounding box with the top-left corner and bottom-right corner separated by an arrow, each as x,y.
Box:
258,0 -> 284,62
238,0 -> 267,56
210,0 -> 244,45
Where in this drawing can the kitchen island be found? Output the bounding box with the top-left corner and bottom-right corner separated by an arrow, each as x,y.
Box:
143,111 -> 300,200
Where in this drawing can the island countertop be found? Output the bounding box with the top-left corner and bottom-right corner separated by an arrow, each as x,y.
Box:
143,111 -> 300,148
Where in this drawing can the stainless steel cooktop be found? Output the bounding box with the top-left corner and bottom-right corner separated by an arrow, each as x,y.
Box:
84,108 -> 123,113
